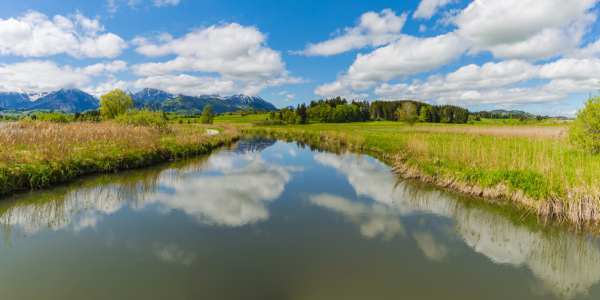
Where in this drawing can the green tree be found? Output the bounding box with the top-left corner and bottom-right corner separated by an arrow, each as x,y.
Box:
269,110 -> 276,120
99,89 -> 133,119
419,106 -> 428,122
395,102 -> 418,126
200,105 -> 215,124
569,92 -> 600,153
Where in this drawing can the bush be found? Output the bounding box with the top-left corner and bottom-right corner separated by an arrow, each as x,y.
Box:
114,109 -> 168,130
569,93 -> 600,154
31,113 -> 71,123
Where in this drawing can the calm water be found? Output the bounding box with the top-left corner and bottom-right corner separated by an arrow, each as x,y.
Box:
1,137 -> 600,299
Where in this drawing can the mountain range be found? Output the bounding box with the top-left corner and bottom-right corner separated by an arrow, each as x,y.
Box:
0,88 -> 278,114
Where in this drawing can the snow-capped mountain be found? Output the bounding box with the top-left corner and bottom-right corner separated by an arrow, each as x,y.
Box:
28,89 -> 100,112
0,88 -> 279,113
28,92 -> 50,101
0,92 -> 31,109
130,88 -> 177,103
223,94 -> 277,110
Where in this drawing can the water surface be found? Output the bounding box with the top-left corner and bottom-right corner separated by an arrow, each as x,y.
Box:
0,138 -> 599,299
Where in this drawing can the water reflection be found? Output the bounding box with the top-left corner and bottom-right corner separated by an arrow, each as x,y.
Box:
0,140 -> 599,299
312,151 -> 600,299
0,138 -> 302,244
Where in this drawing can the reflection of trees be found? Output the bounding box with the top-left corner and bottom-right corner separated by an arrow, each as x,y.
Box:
0,140 -> 300,247
313,151 -> 600,299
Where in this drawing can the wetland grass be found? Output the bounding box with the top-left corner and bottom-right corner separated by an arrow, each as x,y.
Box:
242,122 -> 600,226
0,122 -> 238,195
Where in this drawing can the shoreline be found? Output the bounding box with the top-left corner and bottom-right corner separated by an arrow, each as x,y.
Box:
0,123 -> 239,196
241,125 -> 600,230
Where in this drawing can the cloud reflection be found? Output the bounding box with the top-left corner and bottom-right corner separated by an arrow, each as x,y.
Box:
313,150 -> 600,299
309,194 -> 406,240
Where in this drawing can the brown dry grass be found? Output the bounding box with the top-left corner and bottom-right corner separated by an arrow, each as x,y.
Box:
0,121 -> 238,194
404,125 -> 569,141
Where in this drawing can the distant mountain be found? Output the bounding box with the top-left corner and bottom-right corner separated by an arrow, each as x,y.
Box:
130,88 -> 176,103
0,88 -> 278,114
28,89 -> 100,113
160,96 -> 241,114
0,92 -> 30,109
225,94 -> 277,111
28,92 -> 49,101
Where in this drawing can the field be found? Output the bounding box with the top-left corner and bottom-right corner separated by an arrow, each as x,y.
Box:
241,121 -> 600,225
0,122 -> 238,195
166,113 -> 270,124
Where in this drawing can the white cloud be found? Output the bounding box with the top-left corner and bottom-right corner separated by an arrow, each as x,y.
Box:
347,33 -> 467,81
132,22 -> 306,95
0,60 -> 90,93
413,0 -> 453,20
314,77 -> 376,98
133,23 -> 285,82
374,58 -> 600,108
80,60 -> 127,76
293,9 -> 407,56
0,59 -> 130,94
153,0 -> 180,7
315,32 -> 467,97
454,0 -> 597,60
133,74 -> 237,96
107,0 -> 119,13
0,11 -> 127,58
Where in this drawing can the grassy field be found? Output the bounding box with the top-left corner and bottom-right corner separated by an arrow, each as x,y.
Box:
241,121 -> 600,225
165,113 -> 270,124
0,122 -> 238,195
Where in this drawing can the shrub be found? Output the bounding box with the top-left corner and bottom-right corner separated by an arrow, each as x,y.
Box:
31,113 -> 71,123
569,93 -> 600,154
114,109 -> 168,130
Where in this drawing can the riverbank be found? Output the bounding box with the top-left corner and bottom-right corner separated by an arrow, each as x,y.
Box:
241,122 -> 600,228
0,122 -> 239,195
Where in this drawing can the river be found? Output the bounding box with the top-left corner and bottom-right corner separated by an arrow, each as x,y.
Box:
0,137 -> 598,299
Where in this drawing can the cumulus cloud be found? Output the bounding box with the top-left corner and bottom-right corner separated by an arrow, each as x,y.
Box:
0,60 -> 90,93
348,33 -> 467,81
131,22 -> 306,95
0,60 -> 129,94
315,33 -> 467,97
293,9 -> 407,56
0,11 -> 127,58
374,58 -> 600,109
133,23 -> 285,82
80,60 -> 127,76
454,0 -> 597,60
413,0 -> 453,20
132,74 -> 237,96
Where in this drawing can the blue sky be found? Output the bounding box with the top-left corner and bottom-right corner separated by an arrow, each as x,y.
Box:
1,0 -> 600,116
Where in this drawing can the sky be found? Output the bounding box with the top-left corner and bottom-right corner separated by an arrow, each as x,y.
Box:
1,0 -> 600,116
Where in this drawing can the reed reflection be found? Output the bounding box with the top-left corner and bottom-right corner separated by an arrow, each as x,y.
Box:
312,151 -> 600,299
0,139 -> 301,245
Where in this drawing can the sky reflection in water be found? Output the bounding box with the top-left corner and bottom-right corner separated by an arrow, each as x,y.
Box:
0,138 -> 599,300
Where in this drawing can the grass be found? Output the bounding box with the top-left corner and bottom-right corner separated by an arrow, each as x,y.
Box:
214,113 -> 271,124
165,113 -> 271,124
240,121 -> 600,225
0,121 -> 238,195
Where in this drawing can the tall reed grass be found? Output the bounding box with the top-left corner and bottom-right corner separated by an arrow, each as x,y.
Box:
0,122 -> 238,195
243,123 -> 600,225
